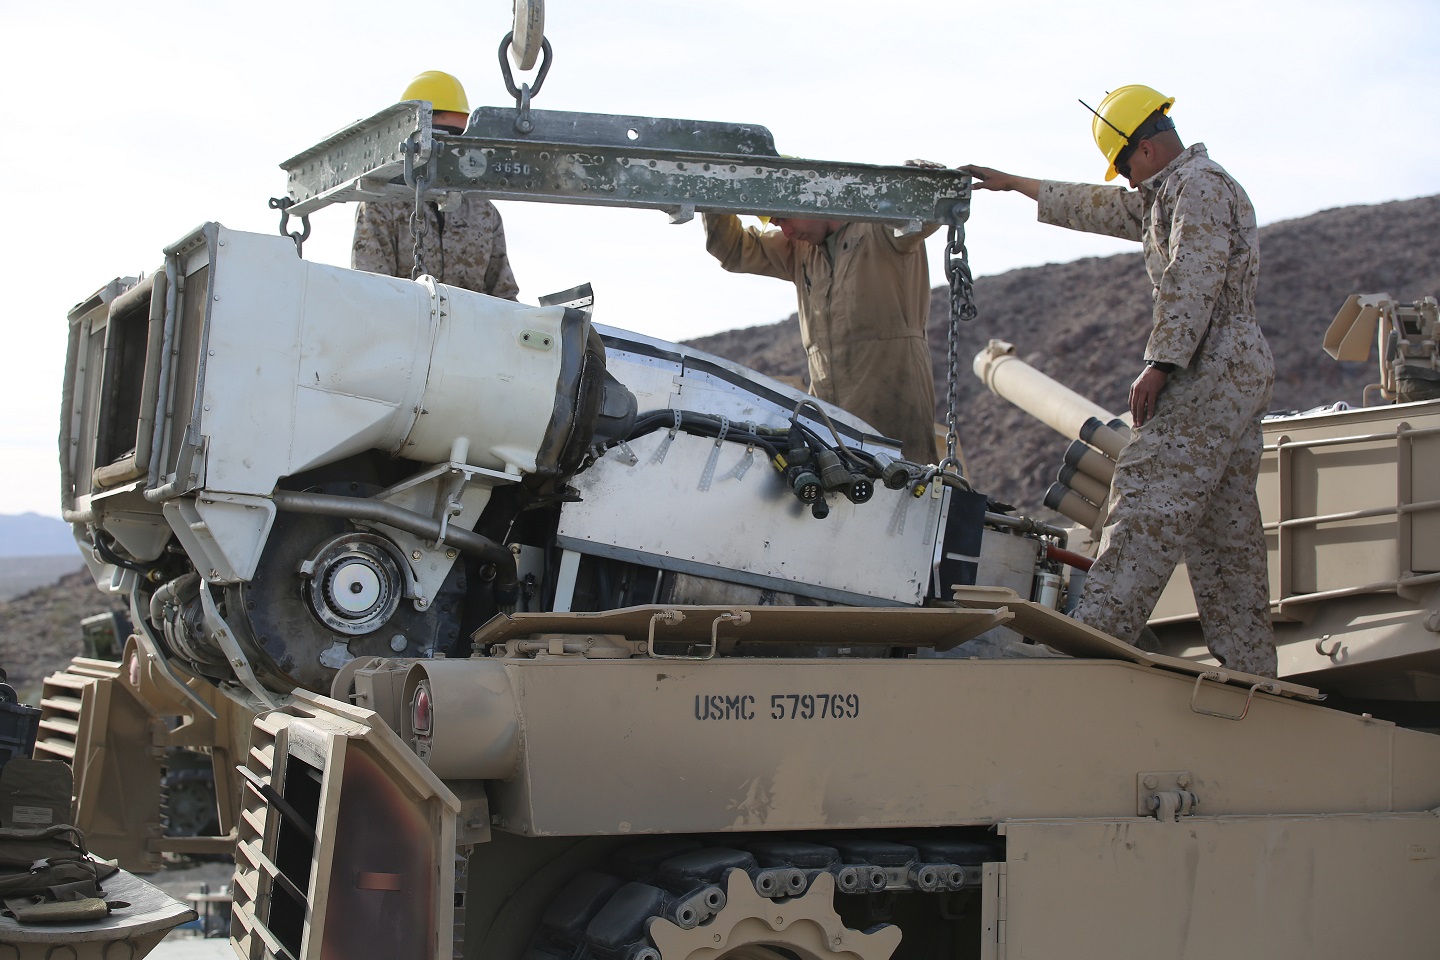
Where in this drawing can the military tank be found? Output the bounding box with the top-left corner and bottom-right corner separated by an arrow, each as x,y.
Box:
35,12 -> 1440,960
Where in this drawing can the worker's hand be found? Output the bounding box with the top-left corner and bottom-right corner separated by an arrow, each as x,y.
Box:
1129,365 -> 1169,427
904,158 -> 947,169
960,165 -> 1015,190
959,166 -> 1041,200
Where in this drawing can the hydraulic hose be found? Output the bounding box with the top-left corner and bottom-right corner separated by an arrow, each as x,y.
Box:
1045,543 -> 1094,572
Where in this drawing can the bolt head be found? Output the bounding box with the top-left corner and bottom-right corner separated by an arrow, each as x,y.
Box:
1143,775 -> 1158,789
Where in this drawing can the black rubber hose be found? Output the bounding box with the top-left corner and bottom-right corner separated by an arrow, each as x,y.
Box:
623,411 -> 781,458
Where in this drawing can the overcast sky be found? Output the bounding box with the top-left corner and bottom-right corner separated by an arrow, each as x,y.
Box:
3,0 -> 1437,519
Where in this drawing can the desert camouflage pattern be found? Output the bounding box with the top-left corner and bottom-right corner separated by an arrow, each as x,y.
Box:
703,213 -> 939,461
1038,144 -> 1277,676
352,195 -> 519,300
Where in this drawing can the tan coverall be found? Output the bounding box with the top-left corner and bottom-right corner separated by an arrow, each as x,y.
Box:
352,196 -> 519,300
703,214 -> 939,462
1037,143 -> 1277,677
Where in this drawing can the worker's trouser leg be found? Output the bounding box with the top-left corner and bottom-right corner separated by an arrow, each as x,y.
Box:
1182,414 -> 1276,676
1074,366 -> 1275,676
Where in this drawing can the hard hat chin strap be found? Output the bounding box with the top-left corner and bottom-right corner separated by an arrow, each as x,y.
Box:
1080,98 -> 1175,146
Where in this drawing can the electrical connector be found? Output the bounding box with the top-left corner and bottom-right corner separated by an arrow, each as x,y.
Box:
787,466 -> 822,504
873,452 -> 914,490
844,476 -> 874,504
816,449 -> 851,491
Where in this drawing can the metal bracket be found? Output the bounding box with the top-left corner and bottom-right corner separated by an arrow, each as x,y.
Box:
1189,671 -> 1280,721
280,101 -> 433,217
1136,771 -> 1195,817
646,609 -> 750,660
127,584 -> 218,721
197,582 -> 280,711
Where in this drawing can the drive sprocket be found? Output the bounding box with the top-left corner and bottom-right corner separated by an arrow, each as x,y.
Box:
647,870 -> 900,960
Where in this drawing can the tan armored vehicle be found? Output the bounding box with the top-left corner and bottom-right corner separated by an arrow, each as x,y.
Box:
35,17 -> 1440,960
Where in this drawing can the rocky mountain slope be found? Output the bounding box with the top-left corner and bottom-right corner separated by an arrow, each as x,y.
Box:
0,570 -> 125,699
687,194 -> 1440,512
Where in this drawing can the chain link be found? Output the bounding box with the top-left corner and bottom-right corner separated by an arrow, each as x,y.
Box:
400,130 -> 434,280
940,201 -> 977,472
409,175 -> 430,280
497,31 -> 553,135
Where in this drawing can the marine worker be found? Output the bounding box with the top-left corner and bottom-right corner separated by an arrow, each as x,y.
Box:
701,208 -> 939,463
961,85 -> 1277,677
352,71 -> 520,300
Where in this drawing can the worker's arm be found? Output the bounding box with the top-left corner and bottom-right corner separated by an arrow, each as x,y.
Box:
1145,170 -> 1237,369
960,165 -> 1041,200
1035,181 -> 1145,242
483,219 -> 521,301
702,213 -> 795,280
351,202 -> 404,278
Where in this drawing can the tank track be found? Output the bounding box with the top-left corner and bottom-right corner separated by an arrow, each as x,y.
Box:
524,832 -> 999,960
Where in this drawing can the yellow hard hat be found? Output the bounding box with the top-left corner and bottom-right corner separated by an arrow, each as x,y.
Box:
1088,84 -> 1175,182
401,71 -> 469,114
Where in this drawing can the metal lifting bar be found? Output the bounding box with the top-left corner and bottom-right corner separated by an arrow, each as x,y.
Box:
280,101 -> 972,232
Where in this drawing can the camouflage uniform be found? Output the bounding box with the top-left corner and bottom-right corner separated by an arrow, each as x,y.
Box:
1038,143 -> 1277,677
352,196 -> 519,300
703,214 -> 939,462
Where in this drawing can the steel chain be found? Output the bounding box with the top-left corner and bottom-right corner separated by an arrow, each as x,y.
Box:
941,201 -> 977,472
409,175 -> 430,280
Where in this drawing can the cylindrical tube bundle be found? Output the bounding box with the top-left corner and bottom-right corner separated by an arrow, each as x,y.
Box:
1064,438 -> 1116,485
1057,463 -> 1110,507
1044,482 -> 1101,529
1078,417 -> 1130,461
